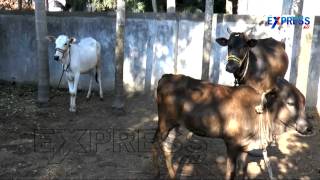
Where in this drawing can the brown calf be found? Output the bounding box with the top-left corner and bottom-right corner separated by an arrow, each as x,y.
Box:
152,74 -> 312,180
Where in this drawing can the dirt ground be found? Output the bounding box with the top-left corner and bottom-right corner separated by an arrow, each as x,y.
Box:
0,82 -> 320,179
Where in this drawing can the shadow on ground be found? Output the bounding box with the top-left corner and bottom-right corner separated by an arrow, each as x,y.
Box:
0,83 -> 319,179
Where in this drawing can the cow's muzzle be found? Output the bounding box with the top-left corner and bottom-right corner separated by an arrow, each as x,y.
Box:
296,119 -> 313,135
226,60 -> 240,73
226,51 -> 249,73
54,56 -> 59,61
227,55 -> 241,64
226,54 -> 242,73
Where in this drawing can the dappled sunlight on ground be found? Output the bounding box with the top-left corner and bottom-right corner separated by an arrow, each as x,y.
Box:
248,161 -> 263,178
173,163 -> 194,177
0,83 -> 319,179
277,130 -> 310,155
245,125 -> 320,179
128,115 -> 157,132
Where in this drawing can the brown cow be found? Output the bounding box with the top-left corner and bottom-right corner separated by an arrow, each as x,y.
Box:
216,33 -> 289,113
152,74 -> 312,180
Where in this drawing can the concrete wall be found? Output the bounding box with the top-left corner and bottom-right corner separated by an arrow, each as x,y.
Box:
0,11 -> 319,110
0,12 -> 117,90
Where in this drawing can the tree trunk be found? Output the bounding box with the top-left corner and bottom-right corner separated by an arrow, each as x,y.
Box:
18,0 -> 22,10
45,0 -> 49,11
112,0 -> 126,113
34,0 -> 50,106
231,0 -> 238,14
152,0 -> 157,12
289,0 -> 304,85
201,0 -> 213,81
167,0 -> 175,13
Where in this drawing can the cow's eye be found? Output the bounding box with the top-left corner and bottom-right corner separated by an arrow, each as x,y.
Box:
64,43 -> 67,46
287,101 -> 295,106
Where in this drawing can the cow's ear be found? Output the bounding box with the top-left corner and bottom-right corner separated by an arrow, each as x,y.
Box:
46,36 -> 56,42
69,37 -> 76,44
247,39 -> 257,47
216,38 -> 228,46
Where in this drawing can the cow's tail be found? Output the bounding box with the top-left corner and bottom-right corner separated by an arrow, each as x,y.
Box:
155,76 -> 164,105
95,42 -> 102,84
156,74 -> 173,104
95,71 -> 98,83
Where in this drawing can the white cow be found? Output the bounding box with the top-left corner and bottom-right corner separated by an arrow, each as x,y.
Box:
47,35 -> 103,112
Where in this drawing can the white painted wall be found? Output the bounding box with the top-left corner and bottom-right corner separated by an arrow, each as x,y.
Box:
238,0 -> 283,15
302,0 -> 320,15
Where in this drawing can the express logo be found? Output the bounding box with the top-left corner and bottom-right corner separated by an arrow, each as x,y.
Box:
267,16 -> 311,29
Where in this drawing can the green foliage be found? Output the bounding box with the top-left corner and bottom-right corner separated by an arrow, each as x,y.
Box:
91,0 -> 116,11
90,0 -> 146,12
126,0 -> 146,13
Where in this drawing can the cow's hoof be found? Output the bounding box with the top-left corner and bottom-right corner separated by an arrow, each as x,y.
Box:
255,105 -> 264,114
69,107 -> 76,112
186,132 -> 193,140
100,97 -> 104,101
86,96 -> 91,101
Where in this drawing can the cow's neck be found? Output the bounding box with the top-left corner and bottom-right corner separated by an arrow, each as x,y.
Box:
233,51 -> 252,85
244,109 -> 277,152
239,52 -> 273,94
62,45 -> 73,71
234,51 -> 253,85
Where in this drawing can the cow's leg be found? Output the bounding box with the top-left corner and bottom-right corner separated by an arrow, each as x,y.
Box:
97,67 -> 103,100
152,128 -> 161,178
86,71 -> 94,100
152,127 -> 176,179
225,145 -> 239,180
67,80 -> 75,112
238,151 -> 248,180
70,94 -> 76,112
69,72 -> 80,112
153,109 -> 177,179
162,127 -> 177,180
67,79 -> 74,90
263,149 -> 275,180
